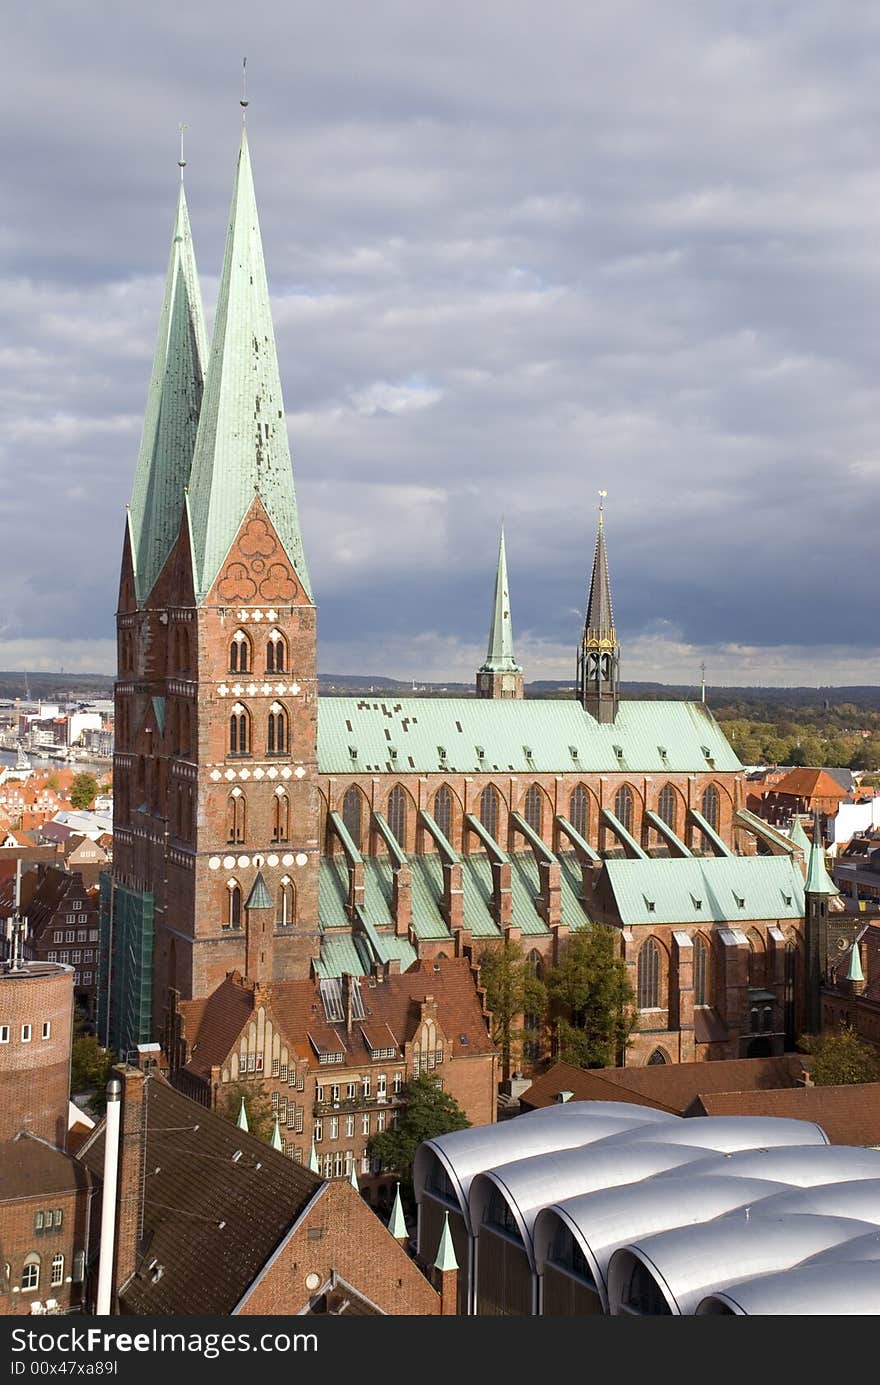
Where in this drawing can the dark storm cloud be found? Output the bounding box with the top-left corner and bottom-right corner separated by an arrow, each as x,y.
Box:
2,1 -> 880,680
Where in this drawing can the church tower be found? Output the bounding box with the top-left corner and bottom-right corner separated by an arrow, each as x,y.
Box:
476,528 -> 523,699
577,498 -> 619,723
106,122 -> 319,1054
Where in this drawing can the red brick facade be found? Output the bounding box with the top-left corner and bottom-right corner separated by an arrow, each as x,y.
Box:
0,964 -> 73,1148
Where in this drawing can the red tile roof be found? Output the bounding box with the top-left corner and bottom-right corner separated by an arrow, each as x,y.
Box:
692,1082 -> 880,1145
179,957 -> 493,1081
521,1054 -> 810,1115
770,768 -> 848,800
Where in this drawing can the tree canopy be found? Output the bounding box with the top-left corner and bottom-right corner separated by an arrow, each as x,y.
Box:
216,1080 -> 276,1143
547,926 -> 638,1068
477,938 -> 546,1081
70,1036 -> 115,1112
799,1024 -> 880,1086
70,772 -> 100,811
369,1073 -> 469,1195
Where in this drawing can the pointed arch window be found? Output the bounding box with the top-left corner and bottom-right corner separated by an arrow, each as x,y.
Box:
229,630 -> 251,674
267,703 -> 288,756
702,784 -> 720,833
342,786 -> 362,851
614,784 -> 633,832
524,784 -> 544,834
229,704 -> 250,756
693,934 -> 709,1006
227,880 -> 242,930
569,785 -> 589,838
266,629 -> 287,674
434,786 -> 452,841
227,788 -> 245,845
647,1048 -> 668,1065
526,949 -> 544,980
657,784 -> 677,830
273,788 -> 290,844
747,930 -> 766,989
388,786 -> 407,845
479,785 -> 499,840
277,876 -> 295,928
637,938 -> 660,1010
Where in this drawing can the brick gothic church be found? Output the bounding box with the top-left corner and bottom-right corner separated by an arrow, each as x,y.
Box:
102,122 -> 828,1076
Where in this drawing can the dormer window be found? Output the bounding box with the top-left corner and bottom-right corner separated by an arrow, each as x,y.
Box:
613,745 -> 624,760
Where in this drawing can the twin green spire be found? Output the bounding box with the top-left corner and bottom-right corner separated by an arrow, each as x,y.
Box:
128,181 -> 207,603
131,126 -> 311,606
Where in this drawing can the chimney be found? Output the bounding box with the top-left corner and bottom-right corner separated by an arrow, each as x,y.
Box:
341,973 -> 356,1034
442,860 -> 463,930
391,862 -> 411,935
95,1078 -> 121,1315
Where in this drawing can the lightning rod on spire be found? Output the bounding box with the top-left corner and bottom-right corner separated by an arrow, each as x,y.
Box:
178,122 -> 188,179
241,56 -> 249,118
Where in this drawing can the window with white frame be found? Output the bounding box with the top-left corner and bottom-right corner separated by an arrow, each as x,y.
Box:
361,1150 -> 370,1174
295,1107 -> 303,1133
361,1075 -> 371,1098
53,932 -> 63,943
51,1254 -> 64,1287
376,1112 -> 386,1133
333,1152 -> 345,1178
280,1064 -> 288,1083
65,915 -> 75,926
255,1052 -> 263,1072
331,1084 -> 340,1102
0,1027 -> 8,1044
345,1115 -> 355,1138
71,951 -> 81,964
88,930 -> 98,942
82,973 -> 92,985
393,1071 -> 403,1094
316,1084 -> 324,1102
377,1074 -> 387,1100
272,1057 -> 280,1077
329,1116 -> 339,1140
346,1081 -> 356,1099
271,1092 -> 279,1111
314,1119 -> 323,1143
21,1025 -> 31,1043
41,1022 -> 50,1040
21,1257 -> 39,1292
65,931 -> 75,943
361,1113 -> 370,1136
322,1154 -> 333,1179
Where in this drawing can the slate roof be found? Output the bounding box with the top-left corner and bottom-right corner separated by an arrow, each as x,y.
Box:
692,1083 -> 880,1147
317,697 -> 741,775
0,1133 -> 95,1201
521,1056 -> 810,1115
78,1076 -> 323,1315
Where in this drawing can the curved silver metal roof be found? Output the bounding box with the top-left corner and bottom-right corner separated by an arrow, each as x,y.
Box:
533,1174 -> 786,1310
799,1228 -> 880,1267
651,1143 -> 880,1187
469,1141 -> 744,1270
413,1101 -> 674,1229
607,1213 -> 877,1316
596,1114 -> 828,1153
740,1179 -> 880,1227
696,1262 -> 880,1315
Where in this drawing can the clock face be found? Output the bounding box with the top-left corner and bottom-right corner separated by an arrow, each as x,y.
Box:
480,674 -> 490,689
502,674 -> 515,690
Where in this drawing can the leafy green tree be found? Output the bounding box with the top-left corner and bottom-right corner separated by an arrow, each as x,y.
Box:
216,1081 -> 277,1143
70,1036 -> 115,1102
477,938 -> 547,1080
369,1074 -> 470,1197
546,926 -> 637,1069
70,773 -> 100,811
799,1024 -> 880,1086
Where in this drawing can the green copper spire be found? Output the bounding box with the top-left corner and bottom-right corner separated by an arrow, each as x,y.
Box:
584,500 -> 614,637
244,870 -> 273,910
349,1162 -> 359,1191
188,126 -> 312,603
128,179 -> 207,603
270,1117 -> 283,1151
433,1210 -> 458,1273
237,1097 -> 249,1132
788,816 -> 811,856
480,528 -> 520,674
388,1183 -> 407,1240
308,1139 -> 320,1174
804,817 -> 839,896
845,938 -> 864,984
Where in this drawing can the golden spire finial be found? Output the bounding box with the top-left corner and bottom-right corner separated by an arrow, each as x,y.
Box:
598,489 -> 607,527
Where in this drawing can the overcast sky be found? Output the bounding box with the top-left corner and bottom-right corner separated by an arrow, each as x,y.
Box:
3,1 -> 880,687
